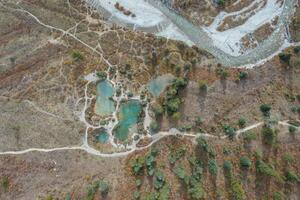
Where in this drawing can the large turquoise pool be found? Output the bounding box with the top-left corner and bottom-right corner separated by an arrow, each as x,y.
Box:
114,100 -> 142,141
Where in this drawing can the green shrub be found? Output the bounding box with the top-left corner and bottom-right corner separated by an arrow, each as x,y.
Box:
188,182 -> 206,200
297,94 -> 300,101
146,154 -> 156,176
135,179 -> 142,188
153,105 -> 164,116
223,125 -> 236,140
133,191 -> 140,200
44,195 -> 54,200
171,112 -> 181,120
215,68 -> 229,79
173,77 -> 188,88
153,171 -> 165,190
240,156 -> 252,169
262,126 -> 276,145
238,117 -> 246,128
71,50 -> 83,61
238,71 -> 248,80
223,160 -> 233,173
278,53 -> 291,63
1,177 -> 9,191
283,153 -> 294,164
243,131 -> 256,141
173,165 -> 187,180
288,126 -> 296,135
256,160 -> 282,182
273,192 -> 284,200
294,46 -> 300,53
96,71 -> 107,79
260,104 -> 271,117
99,180 -> 109,194
130,157 -> 145,176
150,121 -> 159,133
208,159 -> 218,176
195,117 -> 203,126
285,170 -> 300,183
168,146 -> 186,164
230,179 -> 246,200
65,193 -> 71,200
198,80 -> 208,91
159,184 -> 170,200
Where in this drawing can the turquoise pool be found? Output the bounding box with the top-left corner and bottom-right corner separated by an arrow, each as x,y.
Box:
114,100 -> 142,141
148,74 -> 174,97
95,80 -> 115,116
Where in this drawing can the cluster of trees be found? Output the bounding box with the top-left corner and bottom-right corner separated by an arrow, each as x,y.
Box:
130,148 -> 170,200
160,77 -> 188,120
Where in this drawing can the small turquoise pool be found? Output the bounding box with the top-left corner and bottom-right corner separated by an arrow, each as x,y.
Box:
95,80 -> 115,116
95,131 -> 109,143
148,74 -> 174,97
114,100 -> 142,141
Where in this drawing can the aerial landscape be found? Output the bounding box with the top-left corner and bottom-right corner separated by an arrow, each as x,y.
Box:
0,0 -> 300,199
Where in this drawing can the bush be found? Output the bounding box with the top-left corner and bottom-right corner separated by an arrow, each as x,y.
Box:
240,156 -> 252,169
1,177 -> 9,191
294,46 -> 300,53
96,71 -> 107,79
243,131 -> 256,141
65,193 -> 71,200
153,171 -> 165,190
256,160 -> 282,182
230,179 -> 246,200
208,159 -> 218,176
146,154 -> 156,176
195,117 -> 203,126
238,71 -> 248,80
133,191 -> 140,200
168,146 -> 186,164
171,112 -> 181,120
238,117 -> 246,128
198,80 -> 208,91
297,94 -> 300,101
173,165 -> 187,180
44,195 -> 54,200
288,126 -> 296,135
223,125 -> 236,140
223,160 -> 233,173
159,184 -> 170,200
135,179 -> 142,188
71,50 -> 83,61
260,104 -> 271,117
215,68 -> 229,79
262,126 -> 276,145
278,53 -> 291,63
273,192 -> 284,200
285,170 -> 300,183
283,153 -> 294,164
188,182 -> 206,200
99,180 -> 109,195
150,121 -> 159,133
130,157 -> 145,176
153,105 -> 164,116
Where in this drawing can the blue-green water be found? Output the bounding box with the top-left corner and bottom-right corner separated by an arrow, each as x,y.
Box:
95,80 -> 115,116
95,131 -> 109,143
114,100 -> 142,141
148,74 -> 174,97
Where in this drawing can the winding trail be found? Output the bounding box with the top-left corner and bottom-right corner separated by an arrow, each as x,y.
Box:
1,118 -> 298,157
